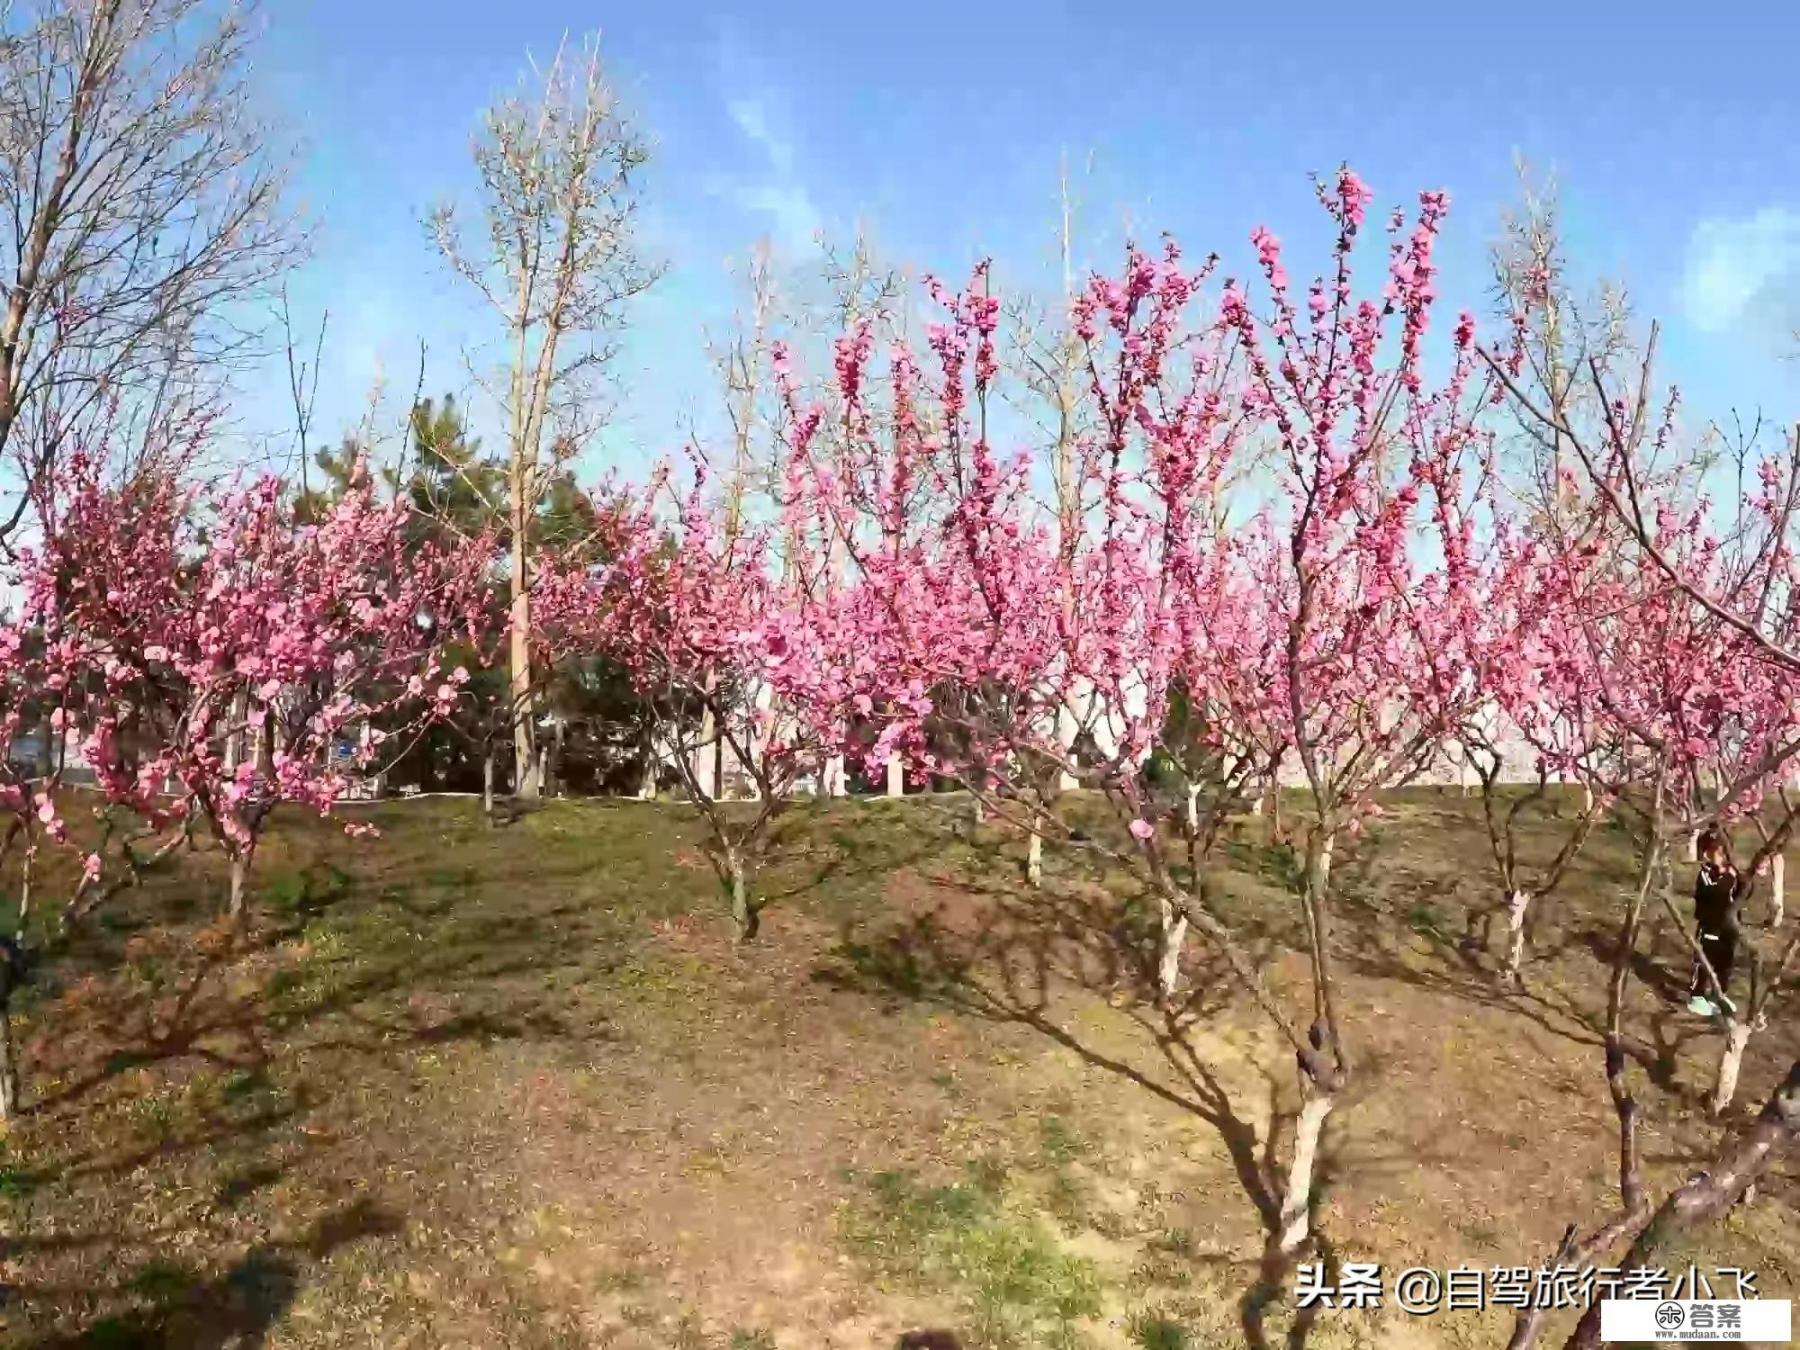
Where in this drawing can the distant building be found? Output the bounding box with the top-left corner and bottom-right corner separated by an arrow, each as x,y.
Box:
6,727 -> 97,786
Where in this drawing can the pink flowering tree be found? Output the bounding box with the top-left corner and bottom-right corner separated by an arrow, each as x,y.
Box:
0,612 -> 82,1120
1475,376 -> 1800,1344
791,246 -> 1275,999
1570,472 -> 1800,1117
44,458 -> 496,921
789,172 -> 1500,1265
1435,487 -> 1618,984
579,461 -> 855,941
1190,172 -> 1507,1251
0,461 -> 211,1119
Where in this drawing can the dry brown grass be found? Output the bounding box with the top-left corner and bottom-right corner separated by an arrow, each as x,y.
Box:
0,789 -> 1790,1348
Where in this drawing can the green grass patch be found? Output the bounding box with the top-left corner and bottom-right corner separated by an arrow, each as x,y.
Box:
1127,1308 -> 1192,1350
1037,1114 -> 1088,1165
840,1163 -> 1103,1348
263,862 -> 352,918
127,1257 -> 202,1305
0,1163 -> 38,1199
1405,901 -> 1448,940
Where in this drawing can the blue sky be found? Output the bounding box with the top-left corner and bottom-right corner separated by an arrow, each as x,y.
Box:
243,0 -> 1800,477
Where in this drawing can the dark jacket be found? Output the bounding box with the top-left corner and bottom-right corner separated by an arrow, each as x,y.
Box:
1694,861 -> 1746,934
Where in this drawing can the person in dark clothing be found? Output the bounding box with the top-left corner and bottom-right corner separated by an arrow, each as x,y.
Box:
1687,827 -> 1747,1016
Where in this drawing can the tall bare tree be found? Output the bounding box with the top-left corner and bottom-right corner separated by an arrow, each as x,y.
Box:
0,0 -> 294,523
430,34 -> 657,798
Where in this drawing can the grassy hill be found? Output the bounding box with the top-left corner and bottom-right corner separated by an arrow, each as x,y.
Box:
0,790 -> 1792,1348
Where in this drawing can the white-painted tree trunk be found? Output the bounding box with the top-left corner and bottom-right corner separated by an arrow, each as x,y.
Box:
224,692 -> 246,772
1026,830 -> 1043,888
1684,830 -> 1699,862
693,710 -> 718,800
1055,702 -> 1079,792
1503,889 -> 1532,982
1185,784 -> 1200,833
1314,834 -> 1335,892
1771,854 -> 1785,927
0,1011 -> 18,1122
228,855 -> 248,921
1277,1093 -> 1335,1253
826,754 -> 847,798
1582,781 -> 1595,814
1712,1019 -> 1753,1116
1158,896 -> 1188,999
885,756 -> 904,798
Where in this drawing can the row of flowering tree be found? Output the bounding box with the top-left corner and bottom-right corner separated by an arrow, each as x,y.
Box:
535,170 -> 1800,1347
0,452 -> 496,1118
9,159 -> 1796,1346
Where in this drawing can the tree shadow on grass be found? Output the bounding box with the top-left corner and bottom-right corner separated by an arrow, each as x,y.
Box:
27,862 -> 619,1121
10,1197 -> 401,1348
813,879 -> 1451,1350
1307,866 -> 1725,1109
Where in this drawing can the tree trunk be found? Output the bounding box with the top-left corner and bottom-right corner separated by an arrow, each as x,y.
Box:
1772,853 -> 1785,927
1582,781 -> 1595,815
1055,701 -> 1078,792
1503,889 -> 1533,983
1309,832 -> 1334,895
549,717 -> 565,798
1262,748 -> 1284,835
971,792 -> 984,826
826,753 -> 846,798
885,756 -> 904,798
1158,896 -> 1188,1000
1684,830 -> 1698,862
1276,1090 -> 1334,1253
1185,784 -> 1200,833
16,848 -> 33,943
224,691 -> 246,773
1564,1060 -> 1800,1350
726,848 -> 756,942
0,1007 -> 19,1122
1026,829 -> 1043,888
695,698 -> 718,800
483,749 -> 496,822
1605,1032 -> 1642,1213
509,447 -> 538,799
1712,1018 -> 1753,1117
228,855 -> 248,921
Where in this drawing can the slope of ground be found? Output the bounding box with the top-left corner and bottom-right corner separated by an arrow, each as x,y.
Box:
0,791 -> 1792,1348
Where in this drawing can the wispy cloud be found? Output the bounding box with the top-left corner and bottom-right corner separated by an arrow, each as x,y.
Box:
726,96 -> 794,177
1680,207 -> 1800,339
709,34 -> 821,253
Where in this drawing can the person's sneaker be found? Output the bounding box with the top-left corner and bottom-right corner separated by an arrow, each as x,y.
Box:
1686,994 -> 1717,1016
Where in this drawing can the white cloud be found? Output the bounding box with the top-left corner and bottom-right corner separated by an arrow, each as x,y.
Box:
732,181 -> 820,253
726,96 -> 793,177
710,35 -> 821,255
1680,208 -> 1800,337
